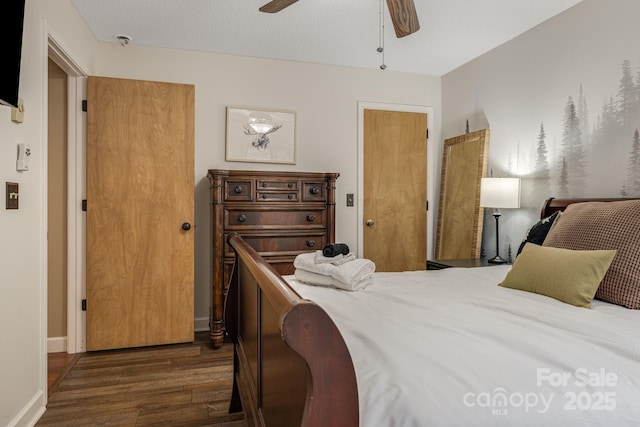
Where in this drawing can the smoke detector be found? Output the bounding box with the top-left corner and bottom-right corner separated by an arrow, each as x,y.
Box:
114,34 -> 132,47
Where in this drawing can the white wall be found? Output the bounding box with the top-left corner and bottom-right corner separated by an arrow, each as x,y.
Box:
443,0 -> 640,261
0,1 -> 97,425
93,44 -> 441,329
0,1 -> 440,423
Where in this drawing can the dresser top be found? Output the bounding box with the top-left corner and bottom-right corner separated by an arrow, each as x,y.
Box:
207,169 -> 339,180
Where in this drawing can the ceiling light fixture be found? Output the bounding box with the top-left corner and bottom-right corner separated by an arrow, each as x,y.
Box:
114,34 -> 132,47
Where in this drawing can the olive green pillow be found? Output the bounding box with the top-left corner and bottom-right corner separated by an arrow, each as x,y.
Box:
499,243 -> 616,308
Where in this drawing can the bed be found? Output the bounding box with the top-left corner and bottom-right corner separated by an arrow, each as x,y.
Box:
224,197 -> 640,426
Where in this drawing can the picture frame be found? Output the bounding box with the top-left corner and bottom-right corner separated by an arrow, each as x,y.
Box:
435,129 -> 490,260
225,106 -> 296,164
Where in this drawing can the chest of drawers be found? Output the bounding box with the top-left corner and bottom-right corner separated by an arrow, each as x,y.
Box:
207,169 -> 339,348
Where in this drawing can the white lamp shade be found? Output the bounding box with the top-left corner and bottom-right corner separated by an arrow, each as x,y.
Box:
480,177 -> 521,208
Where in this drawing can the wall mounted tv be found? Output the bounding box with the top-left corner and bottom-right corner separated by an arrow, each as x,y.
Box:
0,0 -> 26,108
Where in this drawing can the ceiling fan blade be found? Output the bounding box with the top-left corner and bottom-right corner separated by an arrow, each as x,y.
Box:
385,0 -> 420,38
259,0 -> 299,13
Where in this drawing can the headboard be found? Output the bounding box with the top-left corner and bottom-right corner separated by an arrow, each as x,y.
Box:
540,197 -> 638,219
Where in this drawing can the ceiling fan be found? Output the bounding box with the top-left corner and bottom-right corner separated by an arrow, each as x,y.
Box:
259,0 -> 420,38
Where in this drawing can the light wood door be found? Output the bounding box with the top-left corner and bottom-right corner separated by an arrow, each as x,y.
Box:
86,76 -> 195,351
363,109 -> 427,271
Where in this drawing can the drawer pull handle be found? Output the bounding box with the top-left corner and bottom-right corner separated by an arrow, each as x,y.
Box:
262,182 -> 267,187
234,186 -> 243,194
307,214 -> 315,221
262,194 -> 267,199
309,186 -> 320,195
306,240 -> 316,248
288,194 -> 294,200
288,183 -> 293,188
237,214 -> 247,222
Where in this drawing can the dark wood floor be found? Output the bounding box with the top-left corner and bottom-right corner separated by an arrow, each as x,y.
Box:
48,351 -> 82,392
38,332 -> 245,426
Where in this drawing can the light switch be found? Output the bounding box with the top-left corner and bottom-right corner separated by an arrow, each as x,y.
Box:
11,98 -> 25,123
6,182 -> 18,209
346,193 -> 354,207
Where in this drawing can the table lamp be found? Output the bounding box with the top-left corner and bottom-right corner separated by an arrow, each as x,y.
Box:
480,177 -> 521,264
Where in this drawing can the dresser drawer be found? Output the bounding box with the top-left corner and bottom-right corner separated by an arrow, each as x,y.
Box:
257,179 -> 299,191
224,232 -> 326,257
225,207 -> 326,228
302,181 -> 327,202
256,191 -> 299,202
224,180 -> 253,201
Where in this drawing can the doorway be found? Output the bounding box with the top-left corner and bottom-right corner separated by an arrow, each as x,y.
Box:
357,102 -> 436,270
47,58 -> 68,353
85,76 -> 195,351
48,34 -> 88,355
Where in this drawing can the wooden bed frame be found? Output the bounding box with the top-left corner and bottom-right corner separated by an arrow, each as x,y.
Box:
225,233 -> 358,426
225,197 -> 632,426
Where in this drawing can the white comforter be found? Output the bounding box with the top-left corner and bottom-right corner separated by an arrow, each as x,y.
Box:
286,266 -> 640,427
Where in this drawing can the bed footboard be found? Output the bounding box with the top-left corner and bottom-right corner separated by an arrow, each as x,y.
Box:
225,233 -> 358,427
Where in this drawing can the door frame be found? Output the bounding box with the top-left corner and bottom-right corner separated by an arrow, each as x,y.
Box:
47,30 -> 88,354
357,102 -> 436,260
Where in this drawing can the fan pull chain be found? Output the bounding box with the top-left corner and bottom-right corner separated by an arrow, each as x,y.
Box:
378,0 -> 386,70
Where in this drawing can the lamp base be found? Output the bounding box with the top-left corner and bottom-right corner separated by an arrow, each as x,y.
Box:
488,255 -> 508,264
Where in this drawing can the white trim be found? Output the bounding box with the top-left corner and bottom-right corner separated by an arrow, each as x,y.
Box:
194,317 -> 210,332
38,17 -> 50,423
47,31 -> 88,355
357,102 -> 436,261
6,390 -> 46,427
47,28 -> 88,77
47,336 -> 68,353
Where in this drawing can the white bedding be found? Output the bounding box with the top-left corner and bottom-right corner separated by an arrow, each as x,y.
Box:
285,266 -> 640,427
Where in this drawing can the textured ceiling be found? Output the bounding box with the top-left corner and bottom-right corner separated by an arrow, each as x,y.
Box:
70,0 -> 582,76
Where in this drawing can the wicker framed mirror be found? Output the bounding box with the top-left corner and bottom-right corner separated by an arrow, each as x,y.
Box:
435,129 -> 490,259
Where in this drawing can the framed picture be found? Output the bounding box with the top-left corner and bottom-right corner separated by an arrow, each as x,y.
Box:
225,106 -> 296,164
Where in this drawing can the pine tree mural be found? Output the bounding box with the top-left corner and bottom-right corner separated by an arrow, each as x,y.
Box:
620,181 -> 628,197
559,157 -> 569,197
627,128 -> 640,196
532,122 -> 551,201
617,60 -> 636,130
531,59 -> 640,201
591,96 -> 619,172
578,84 -> 590,145
560,96 -> 587,196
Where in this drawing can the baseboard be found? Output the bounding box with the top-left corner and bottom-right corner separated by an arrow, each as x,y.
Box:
47,336 -> 67,353
7,389 -> 46,427
194,316 -> 210,332
47,321 -> 208,352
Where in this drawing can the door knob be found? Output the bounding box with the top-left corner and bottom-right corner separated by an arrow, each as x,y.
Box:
182,222 -> 191,231
366,219 -> 375,227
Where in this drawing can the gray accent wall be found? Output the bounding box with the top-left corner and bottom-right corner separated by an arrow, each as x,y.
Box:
442,0 -> 640,261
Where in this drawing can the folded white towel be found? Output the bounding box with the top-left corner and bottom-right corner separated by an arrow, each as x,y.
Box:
294,252 -> 376,290
314,250 -> 356,265
294,268 -> 373,291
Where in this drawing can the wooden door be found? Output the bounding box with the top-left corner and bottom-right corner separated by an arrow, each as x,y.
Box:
363,109 -> 427,271
86,76 -> 195,350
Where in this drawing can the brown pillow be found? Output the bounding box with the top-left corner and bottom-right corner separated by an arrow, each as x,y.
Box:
542,200 -> 640,309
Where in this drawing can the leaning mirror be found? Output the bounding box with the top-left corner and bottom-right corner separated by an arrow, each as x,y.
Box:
435,129 -> 490,259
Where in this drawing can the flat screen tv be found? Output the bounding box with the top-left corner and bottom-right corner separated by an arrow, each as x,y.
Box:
0,0 -> 26,108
